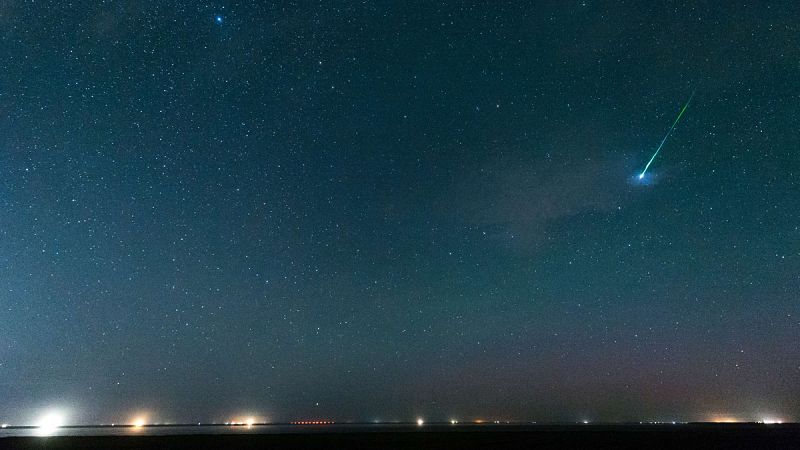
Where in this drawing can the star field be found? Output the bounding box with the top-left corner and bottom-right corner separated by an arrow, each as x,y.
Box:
0,1 -> 798,425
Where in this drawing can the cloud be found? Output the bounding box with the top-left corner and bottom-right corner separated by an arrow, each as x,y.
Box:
447,154 -> 629,249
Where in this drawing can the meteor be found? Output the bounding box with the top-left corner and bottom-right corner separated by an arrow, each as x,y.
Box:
638,91 -> 695,180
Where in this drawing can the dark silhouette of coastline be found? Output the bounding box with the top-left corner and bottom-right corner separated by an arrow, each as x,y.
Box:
3,423 -> 799,449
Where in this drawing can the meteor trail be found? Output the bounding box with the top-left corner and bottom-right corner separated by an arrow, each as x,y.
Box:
638,91 -> 695,180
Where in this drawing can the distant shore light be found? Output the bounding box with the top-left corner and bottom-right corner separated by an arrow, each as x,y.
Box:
417,418 -> 424,426
37,412 -> 64,436
709,415 -> 740,423
761,418 -> 783,425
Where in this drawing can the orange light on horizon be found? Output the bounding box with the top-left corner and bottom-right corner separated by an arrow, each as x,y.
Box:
228,417 -> 259,427
709,415 -> 740,423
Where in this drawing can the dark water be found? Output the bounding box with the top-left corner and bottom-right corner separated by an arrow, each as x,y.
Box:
4,423 -> 800,450
2,422 -> 796,438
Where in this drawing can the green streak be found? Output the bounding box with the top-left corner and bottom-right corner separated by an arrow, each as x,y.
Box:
639,90 -> 695,179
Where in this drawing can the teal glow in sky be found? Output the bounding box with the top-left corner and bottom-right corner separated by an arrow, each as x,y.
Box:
0,1 -> 798,425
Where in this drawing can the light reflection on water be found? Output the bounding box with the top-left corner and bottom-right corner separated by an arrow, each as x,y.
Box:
0,424 -> 431,438
0,424 -> 292,437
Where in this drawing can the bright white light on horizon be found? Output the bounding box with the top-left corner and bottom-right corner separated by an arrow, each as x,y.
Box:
1,423 -> 8,428
417,418 -> 424,426
761,418 -> 783,425
36,412 -> 64,436
132,417 -> 146,428
228,416 -> 259,427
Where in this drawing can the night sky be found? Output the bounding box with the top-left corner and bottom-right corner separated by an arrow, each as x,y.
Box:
1,1 -> 799,425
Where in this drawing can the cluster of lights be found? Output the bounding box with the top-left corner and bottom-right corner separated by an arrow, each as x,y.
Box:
11,411 -> 790,435
709,416 -> 740,424
418,419 -> 516,425
132,417 -> 147,428
36,413 -> 64,436
225,418 -> 256,427
760,419 -> 783,425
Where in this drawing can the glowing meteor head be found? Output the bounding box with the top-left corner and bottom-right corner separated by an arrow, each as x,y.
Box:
638,173 -> 645,180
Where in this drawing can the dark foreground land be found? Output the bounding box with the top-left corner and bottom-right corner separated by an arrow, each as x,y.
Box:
3,424 -> 800,450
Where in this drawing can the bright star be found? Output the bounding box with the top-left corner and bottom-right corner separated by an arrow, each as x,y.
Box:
215,15 -> 223,24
